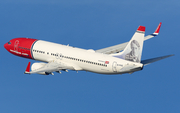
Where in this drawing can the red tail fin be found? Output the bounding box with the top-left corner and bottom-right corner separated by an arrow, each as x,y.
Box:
137,26 -> 146,32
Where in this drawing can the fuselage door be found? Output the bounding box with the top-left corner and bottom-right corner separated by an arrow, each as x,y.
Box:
112,61 -> 117,72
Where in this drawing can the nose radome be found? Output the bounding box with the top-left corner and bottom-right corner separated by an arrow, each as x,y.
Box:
4,43 -> 8,50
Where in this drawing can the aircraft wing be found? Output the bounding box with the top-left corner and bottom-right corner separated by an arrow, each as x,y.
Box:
24,60 -> 82,75
95,22 -> 162,54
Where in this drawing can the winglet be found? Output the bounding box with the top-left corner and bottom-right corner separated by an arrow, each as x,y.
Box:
24,62 -> 31,74
152,22 -> 162,36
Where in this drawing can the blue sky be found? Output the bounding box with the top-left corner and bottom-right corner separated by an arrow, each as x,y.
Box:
0,0 -> 179,113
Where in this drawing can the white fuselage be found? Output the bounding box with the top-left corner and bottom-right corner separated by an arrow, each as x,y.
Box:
4,23 -> 166,75
31,40 -> 143,74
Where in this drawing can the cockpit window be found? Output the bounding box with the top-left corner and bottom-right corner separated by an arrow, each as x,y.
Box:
8,42 -> 11,45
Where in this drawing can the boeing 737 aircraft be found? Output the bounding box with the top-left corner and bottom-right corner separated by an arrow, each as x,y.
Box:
4,22 -> 173,75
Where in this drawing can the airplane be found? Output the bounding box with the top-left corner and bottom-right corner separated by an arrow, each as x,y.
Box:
4,22 -> 173,75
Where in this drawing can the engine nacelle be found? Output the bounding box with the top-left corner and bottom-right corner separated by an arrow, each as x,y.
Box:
31,62 -> 49,75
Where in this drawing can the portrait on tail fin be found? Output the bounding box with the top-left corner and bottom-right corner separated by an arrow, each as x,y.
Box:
111,26 -> 145,63
125,40 -> 140,62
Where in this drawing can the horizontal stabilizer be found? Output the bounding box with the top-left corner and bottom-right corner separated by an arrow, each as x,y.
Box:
141,54 -> 174,66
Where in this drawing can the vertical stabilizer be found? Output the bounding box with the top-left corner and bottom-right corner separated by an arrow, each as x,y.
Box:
113,26 -> 145,63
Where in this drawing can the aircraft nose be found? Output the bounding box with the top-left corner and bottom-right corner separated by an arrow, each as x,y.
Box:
4,43 -> 8,50
4,42 -> 11,51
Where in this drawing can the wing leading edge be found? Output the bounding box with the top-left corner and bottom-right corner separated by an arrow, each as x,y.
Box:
25,61 -> 63,75
95,22 -> 162,54
24,60 -> 82,75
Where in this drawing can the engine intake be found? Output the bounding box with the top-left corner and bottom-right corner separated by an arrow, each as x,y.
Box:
31,62 -> 48,75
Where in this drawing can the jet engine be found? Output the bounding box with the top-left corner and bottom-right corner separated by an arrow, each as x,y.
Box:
31,62 -> 49,75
